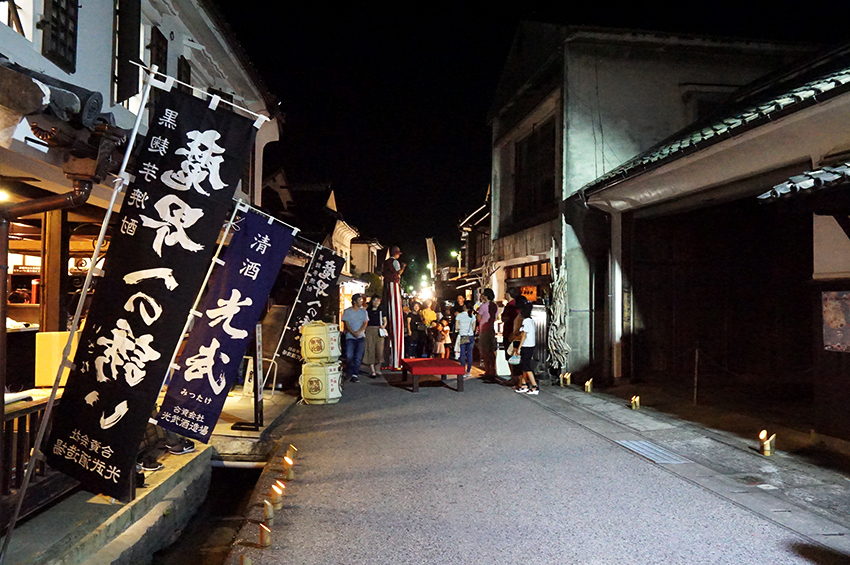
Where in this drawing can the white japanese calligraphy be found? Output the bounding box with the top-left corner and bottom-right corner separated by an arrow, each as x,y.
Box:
158,109 -> 179,129
120,217 -> 138,236
139,195 -> 205,257
124,292 -> 163,326
251,234 -> 271,255
148,135 -> 169,156
127,188 -> 149,209
183,338 -> 231,395
239,259 -> 261,280
205,288 -> 252,339
95,318 -> 161,386
139,162 -> 159,182
160,129 -> 227,196
123,268 -> 179,291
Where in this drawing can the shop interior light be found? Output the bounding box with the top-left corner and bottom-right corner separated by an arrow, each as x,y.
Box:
0,190 -> 9,202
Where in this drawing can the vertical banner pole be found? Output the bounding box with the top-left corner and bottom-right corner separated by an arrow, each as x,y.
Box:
255,322 -> 264,427
153,204 -> 242,399
0,65 -> 159,565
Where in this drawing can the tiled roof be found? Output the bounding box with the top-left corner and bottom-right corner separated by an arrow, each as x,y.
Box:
582,47 -> 850,195
758,162 -> 850,200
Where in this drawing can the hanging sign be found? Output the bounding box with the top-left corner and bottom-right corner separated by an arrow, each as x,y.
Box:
45,89 -> 257,498
156,208 -> 294,442
823,291 -> 850,352
277,248 -> 345,361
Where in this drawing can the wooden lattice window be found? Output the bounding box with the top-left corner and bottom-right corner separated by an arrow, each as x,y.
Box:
41,0 -> 78,73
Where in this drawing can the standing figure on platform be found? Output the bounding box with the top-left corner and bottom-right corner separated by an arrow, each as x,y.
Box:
382,245 -> 406,370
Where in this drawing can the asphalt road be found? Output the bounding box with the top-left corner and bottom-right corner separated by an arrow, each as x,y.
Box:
234,374 -> 850,565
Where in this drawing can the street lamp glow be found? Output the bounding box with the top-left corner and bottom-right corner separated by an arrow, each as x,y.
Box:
427,263 -> 433,270
421,274 -> 427,281
450,251 -> 458,257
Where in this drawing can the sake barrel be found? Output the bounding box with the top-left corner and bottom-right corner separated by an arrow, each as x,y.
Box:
300,321 -> 341,362
300,362 -> 342,404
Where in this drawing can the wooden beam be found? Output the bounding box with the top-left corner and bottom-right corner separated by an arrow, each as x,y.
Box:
40,210 -> 69,332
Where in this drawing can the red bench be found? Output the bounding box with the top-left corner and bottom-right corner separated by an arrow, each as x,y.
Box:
400,358 -> 466,392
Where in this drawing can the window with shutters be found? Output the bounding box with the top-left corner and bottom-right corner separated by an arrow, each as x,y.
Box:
113,0 -> 141,104
146,26 -> 167,108
41,0 -> 78,72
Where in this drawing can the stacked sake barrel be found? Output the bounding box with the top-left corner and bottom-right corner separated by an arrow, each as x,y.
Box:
299,321 -> 342,404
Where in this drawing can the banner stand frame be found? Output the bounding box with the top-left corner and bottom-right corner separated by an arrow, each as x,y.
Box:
231,324 -> 264,432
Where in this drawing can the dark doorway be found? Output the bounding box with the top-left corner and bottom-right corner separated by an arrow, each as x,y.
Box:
625,196 -> 813,408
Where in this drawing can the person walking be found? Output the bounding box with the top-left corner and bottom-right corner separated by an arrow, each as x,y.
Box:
476,288 -> 499,382
514,303 -> 540,395
381,246 -> 406,370
406,301 -> 427,358
502,290 -> 525,386
362,295 -> 387,378
455,302 -> 477,377
342,293 -> 368,383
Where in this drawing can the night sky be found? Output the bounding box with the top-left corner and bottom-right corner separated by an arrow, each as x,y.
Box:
212,3 -> 844,270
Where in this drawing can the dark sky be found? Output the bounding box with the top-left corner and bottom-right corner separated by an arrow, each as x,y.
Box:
212,3 -> 844,270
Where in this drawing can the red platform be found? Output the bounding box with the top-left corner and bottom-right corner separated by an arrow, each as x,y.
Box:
400,358 -> 466,392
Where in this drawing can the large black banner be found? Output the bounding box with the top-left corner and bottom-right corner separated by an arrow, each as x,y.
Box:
46,90 -> 256,498
277,248 -> 345,361
156,208 -> 295,442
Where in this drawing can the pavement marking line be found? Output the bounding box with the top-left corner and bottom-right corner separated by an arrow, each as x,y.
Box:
520,389 -> 850,557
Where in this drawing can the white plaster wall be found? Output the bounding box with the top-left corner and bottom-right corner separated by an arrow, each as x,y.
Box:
563,43 -> 797,197
814,215 -> 850,280
0,0 -> 136,126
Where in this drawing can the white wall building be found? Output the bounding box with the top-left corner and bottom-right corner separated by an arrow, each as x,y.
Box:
489,23 -> 814,382
1,0 -> 280,209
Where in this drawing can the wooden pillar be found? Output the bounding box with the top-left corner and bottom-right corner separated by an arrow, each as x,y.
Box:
40,209 -> 69,332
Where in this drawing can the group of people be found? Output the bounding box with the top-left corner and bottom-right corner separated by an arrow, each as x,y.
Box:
340,280 -> 540,395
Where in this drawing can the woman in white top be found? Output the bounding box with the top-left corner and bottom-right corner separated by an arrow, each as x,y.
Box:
454,302 -> 477,376
515,303 -> 539,395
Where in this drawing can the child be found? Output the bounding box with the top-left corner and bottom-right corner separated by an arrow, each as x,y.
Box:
440,318 -> 451,358
429,321 -> 443,357
515,303 -> 539,395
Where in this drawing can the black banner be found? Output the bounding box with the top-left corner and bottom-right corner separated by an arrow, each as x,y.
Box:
277,248 -> 345,361
46,90 -> 256,498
